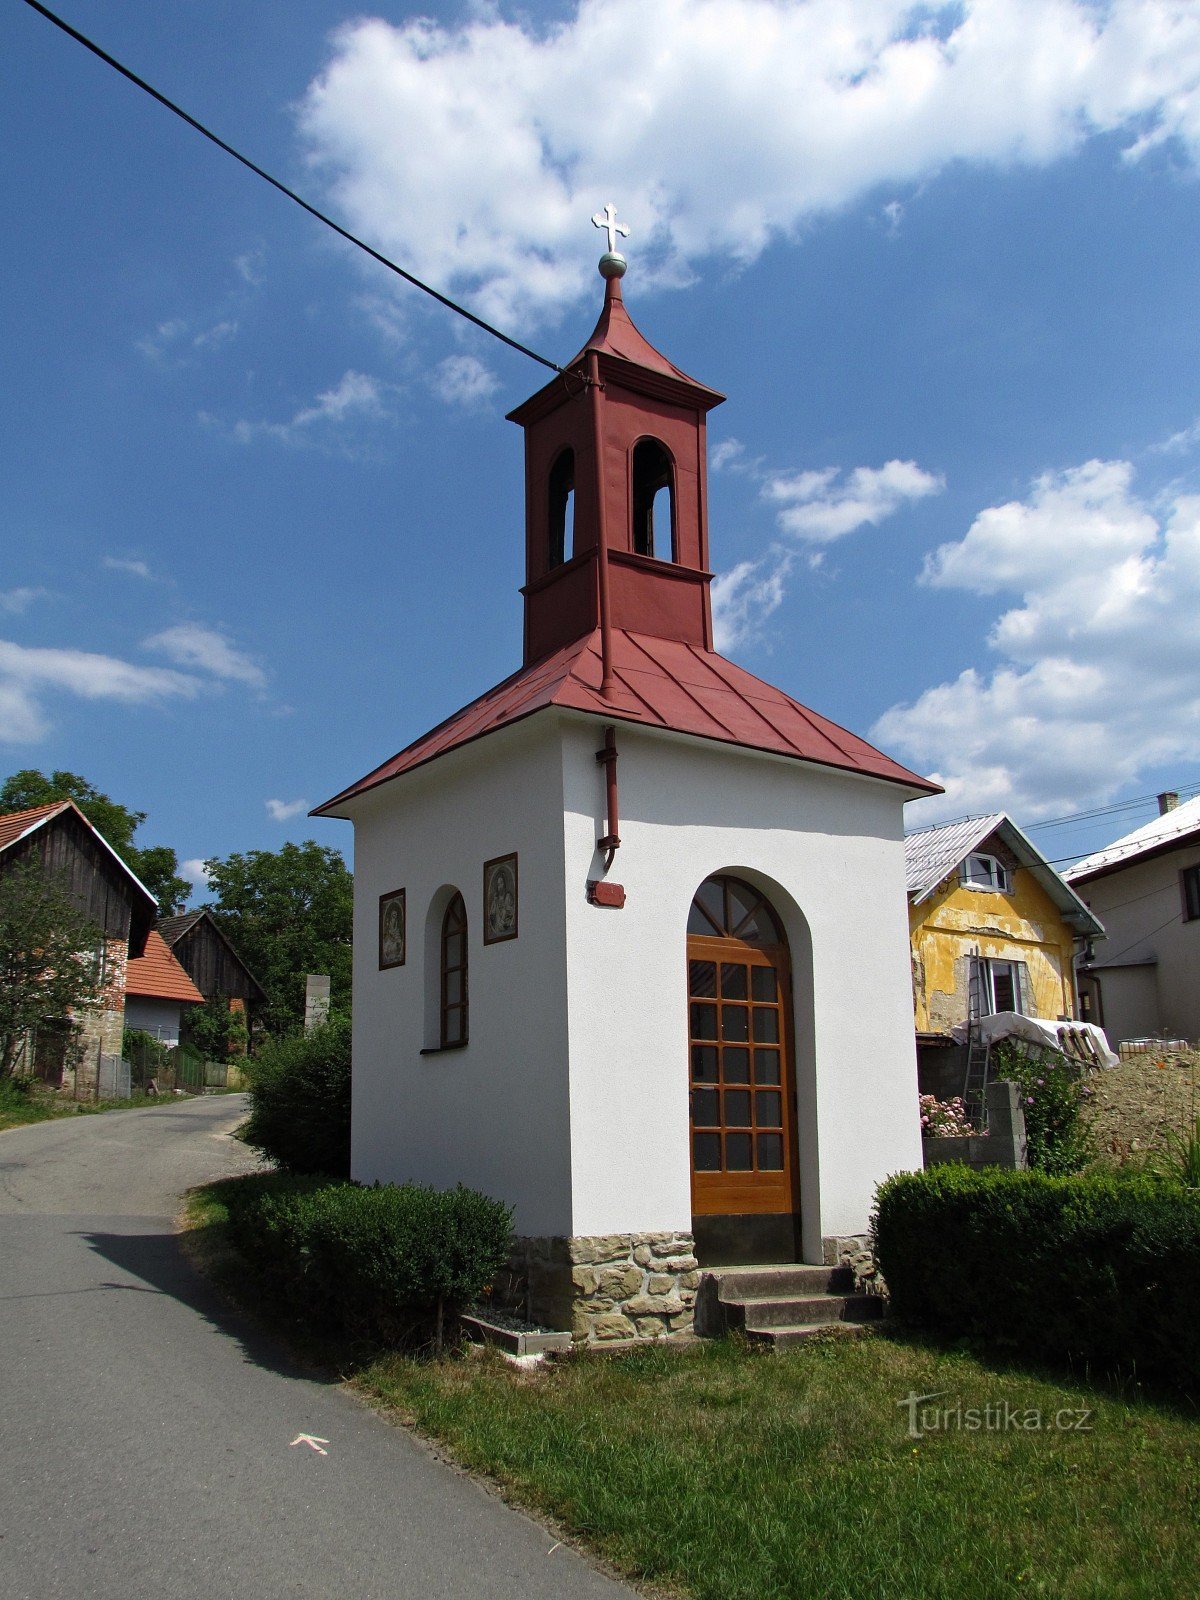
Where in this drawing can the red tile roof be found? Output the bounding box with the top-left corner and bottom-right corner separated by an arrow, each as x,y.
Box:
0,801 -> 70,851
125,929 -> 204,1004
314,627 -> 939,814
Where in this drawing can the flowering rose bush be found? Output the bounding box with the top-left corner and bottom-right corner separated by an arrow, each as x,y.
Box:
992,1042 -> 1092,1175
919,1094 -> 977,1138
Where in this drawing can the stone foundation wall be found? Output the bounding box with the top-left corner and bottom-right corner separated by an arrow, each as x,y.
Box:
65,937 -> 127,1097
496,1232 -> 700,1343
823,1233 -> 882,1295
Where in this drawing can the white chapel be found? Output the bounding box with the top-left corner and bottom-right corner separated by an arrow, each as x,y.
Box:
314,224 -> 938,1342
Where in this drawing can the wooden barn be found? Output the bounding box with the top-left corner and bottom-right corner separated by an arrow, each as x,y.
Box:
0,800 -> 156,1094
157,909 -> 266,1028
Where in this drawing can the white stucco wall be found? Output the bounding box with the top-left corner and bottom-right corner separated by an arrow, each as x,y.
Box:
341,707 -> 924,1257
1077,840 -> 1200,1043
342,717 -> 574,1236
557,715 -> 924,1259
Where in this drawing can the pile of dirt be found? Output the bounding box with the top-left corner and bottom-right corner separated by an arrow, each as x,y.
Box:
1083,1048 -> 1200,1163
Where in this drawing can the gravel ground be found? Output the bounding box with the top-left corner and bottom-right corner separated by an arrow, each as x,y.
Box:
1083,1048 -> 1200,1162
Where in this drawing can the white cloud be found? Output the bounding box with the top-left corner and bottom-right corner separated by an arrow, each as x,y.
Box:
430,353 -> 498,408
0,639 -> 200,745
136,318 -> 188,362
0,587 -> 48,615
181,858 -> 212,891
192,319 -> 238,350
712,551 -> 792,652
873,459 -> 1200,818
228,370 -> 386,447
765,459 -> 944,543
265,798 -> 309,822
103,556 -> 155,581
234,246 -> 265,286
298,0 -> 1200,327
144,624 -> 267,690
1153,416 -> 1200,455
711,439 -> 745,473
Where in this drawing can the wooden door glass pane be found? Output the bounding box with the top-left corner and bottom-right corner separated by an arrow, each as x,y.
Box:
692,1044 -> 718,1082
723,1046 -> 750,1083
753,1008 -> 780,1043
692,1088 -> 719,1126
756,1090 -> 782,1127
726,880 -> 759,935
752,966 -> 777,1001
754,1048 -> 780,1084
726,1132 -> 753,1170
722,1008 -> 749,1042
693,1131 -> 721,1171
757,1132 -> 784,1170
724,1089 -> 752,1126
689,960 -> 717,997
720,963 -> 748,999
691,1002 -> 717,1038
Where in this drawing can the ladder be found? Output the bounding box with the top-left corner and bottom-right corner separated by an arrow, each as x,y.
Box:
962,1022 -> 991,1127
963,955 -> 991,1127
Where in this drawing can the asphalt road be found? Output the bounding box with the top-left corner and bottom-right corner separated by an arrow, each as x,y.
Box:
0,1096 -> 633,1600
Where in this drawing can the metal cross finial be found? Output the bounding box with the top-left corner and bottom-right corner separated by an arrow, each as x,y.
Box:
592,203 -> 629,255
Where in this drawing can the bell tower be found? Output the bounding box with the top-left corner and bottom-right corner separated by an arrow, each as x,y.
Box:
507,210 -> 725,670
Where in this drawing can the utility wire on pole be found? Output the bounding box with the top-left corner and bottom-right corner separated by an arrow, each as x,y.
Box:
17,0 -> 571,379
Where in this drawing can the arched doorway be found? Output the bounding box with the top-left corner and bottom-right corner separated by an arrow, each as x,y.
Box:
687,875 -> 798,1227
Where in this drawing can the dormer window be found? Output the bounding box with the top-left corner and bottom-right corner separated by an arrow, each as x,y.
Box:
631,438 -> 675,559
547,448 -> 575,569
960,853 -> 1011,893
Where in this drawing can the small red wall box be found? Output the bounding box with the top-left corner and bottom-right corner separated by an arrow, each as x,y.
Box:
587,880 -> 626,908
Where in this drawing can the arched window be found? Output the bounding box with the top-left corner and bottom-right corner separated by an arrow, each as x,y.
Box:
631,439 -> 675,559
440,892 -> 468,1047
687,874 -> 784,944
547,448 -> 575,569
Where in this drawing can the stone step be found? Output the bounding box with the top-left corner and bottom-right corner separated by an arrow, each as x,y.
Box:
709,1264 -> 855,1300
744,1320 -> 873,1348
723,1292 -> 884,1330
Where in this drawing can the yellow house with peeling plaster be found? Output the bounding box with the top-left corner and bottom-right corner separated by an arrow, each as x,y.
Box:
905,814 -> 1104,1092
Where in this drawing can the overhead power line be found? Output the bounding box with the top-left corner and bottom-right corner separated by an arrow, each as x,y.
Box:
18,0 -> 569,379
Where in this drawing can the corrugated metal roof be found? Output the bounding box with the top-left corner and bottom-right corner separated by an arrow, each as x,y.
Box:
125,929 -> 204,1003
905,812 -> 1104,934
314,626 -> 939,815
905,815 -> 1006,900
1065,795 -> 1200,884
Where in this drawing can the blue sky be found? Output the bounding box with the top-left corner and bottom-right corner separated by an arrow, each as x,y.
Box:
3,0 -> 1200,891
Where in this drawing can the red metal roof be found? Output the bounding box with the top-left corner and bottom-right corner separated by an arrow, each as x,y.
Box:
125,929 -> 205,1004
314,628 -> 939,814
566,275 -> 717,393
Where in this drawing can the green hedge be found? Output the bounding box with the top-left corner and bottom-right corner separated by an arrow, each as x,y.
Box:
240,1017 -> 351,1177
873,1165 -> 1200,1390
224,1173 -> 512,1348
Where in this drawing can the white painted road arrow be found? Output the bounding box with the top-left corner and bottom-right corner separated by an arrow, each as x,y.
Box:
290,1434 -> 330,1455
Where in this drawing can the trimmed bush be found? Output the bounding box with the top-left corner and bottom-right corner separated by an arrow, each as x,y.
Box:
874,1164 -> 1200,1390
240,1017 -> 351,1176
224,1173 -> 513,1348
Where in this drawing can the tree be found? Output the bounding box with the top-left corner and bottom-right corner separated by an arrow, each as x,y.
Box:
0,769 -> 190,917
0,863 -> 103,1077
201,842 -> 353,1035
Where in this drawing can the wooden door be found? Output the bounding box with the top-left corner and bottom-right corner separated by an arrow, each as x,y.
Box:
687,876 -> 799,1218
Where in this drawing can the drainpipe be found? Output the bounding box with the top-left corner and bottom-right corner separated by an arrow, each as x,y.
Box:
596,726 -> 620,869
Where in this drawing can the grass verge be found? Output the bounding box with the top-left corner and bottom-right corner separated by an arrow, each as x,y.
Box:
0,1079 -> 177,1132
187,1175 -> 1200,1600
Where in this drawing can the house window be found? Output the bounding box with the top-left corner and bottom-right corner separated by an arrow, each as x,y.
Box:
960,853 -> 1012,893
548,448 -> 575,569
970,957 -> 1025,1018
440,892 -> 468,1048
1182,864 -> 1200,923
631,439 -> 675,559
